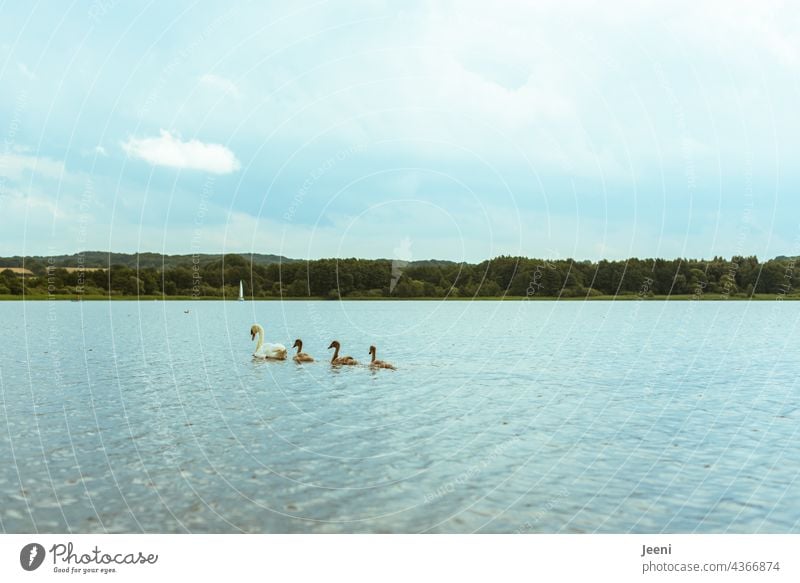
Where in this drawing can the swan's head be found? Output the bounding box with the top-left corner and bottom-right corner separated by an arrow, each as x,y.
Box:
328,340 -> 340,350
369,345 -> 376,355
250,324 -> 260,341
292,339 -> 302,349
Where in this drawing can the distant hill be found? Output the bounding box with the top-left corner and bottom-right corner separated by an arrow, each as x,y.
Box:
0,251 -> 296,269
2,252 -> 797,270
404,259 -> 460,267
0,252 -> 460,270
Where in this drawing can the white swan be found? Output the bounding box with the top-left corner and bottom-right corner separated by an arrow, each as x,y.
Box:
250,324 -> 287,360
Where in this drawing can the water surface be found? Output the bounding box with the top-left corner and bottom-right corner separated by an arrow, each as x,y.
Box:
1,300 -> 798,533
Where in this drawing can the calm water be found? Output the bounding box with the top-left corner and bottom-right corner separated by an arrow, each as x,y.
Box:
1,299 -> 798,533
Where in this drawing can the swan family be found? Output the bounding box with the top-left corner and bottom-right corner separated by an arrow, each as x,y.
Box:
250,323 -> 396,370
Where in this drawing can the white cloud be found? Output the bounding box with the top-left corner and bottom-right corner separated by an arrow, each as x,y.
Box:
0,152 -> 66,183
678,1 -> 799,69
121,130 -> 241,174
199,73 -> 241,98
94,145 -> 107,156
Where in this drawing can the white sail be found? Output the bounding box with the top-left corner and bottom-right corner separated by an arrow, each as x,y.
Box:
239,280 -> 244,301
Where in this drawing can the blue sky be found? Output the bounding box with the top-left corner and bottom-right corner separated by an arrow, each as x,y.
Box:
1,1 -> 798,261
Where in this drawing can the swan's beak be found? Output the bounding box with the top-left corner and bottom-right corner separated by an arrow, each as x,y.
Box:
327,343 -> 334,349
250,332 -> 255,341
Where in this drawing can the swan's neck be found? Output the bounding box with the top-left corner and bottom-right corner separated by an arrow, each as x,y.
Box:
370,350 -> 376,363
331,345 -> 340,362
255,326 -> 264,352
295,341 -> 302,354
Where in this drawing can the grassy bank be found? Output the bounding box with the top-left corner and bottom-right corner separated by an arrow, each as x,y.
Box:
2,293 -> 798,301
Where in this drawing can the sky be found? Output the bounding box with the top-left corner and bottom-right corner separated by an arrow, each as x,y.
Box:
1,0 -> 799,262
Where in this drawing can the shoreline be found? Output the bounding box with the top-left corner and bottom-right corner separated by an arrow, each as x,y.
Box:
1,294 -> 797,302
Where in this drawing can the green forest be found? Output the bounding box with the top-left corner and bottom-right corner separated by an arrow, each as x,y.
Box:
1,252 -> 797,299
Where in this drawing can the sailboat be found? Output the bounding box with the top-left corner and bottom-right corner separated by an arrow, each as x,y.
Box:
239,280 -> 245,302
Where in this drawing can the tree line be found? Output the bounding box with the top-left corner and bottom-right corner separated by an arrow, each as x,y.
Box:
1,253 -> 797,298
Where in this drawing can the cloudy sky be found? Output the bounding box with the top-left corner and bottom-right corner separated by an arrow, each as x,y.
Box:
1,1 -> 798,261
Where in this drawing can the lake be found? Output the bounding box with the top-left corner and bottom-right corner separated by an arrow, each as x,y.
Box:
1,299 -> 798,533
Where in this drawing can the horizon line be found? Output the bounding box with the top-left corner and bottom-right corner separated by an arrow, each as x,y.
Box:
0,250 -> 795,264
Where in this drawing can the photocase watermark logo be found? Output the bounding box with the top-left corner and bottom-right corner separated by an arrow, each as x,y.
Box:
16,542 -> 159,575
20,543 -> 46,571
390,237 -> 413,293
